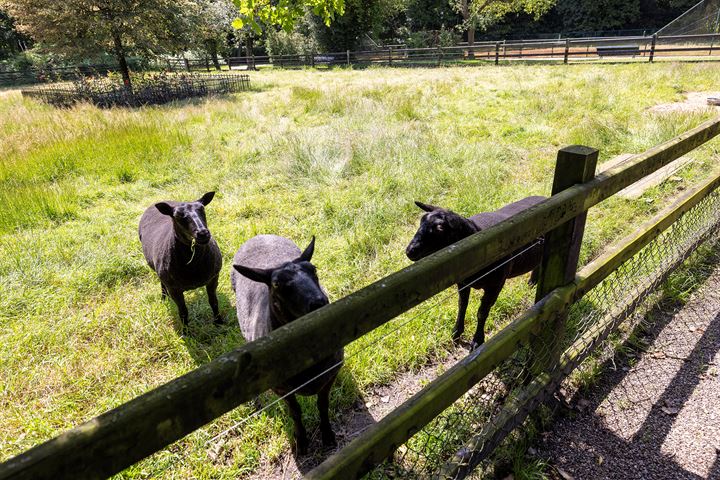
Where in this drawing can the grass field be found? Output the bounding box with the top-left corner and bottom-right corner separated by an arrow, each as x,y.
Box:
2,62 -> 720,478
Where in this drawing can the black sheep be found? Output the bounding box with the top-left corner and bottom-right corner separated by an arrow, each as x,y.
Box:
139,192 -> 222,326
231,235 -> 341,455
406,196 -> 546,350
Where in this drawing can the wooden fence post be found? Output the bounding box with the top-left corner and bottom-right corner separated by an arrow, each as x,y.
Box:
389,46 -> 393,65
310,51 -> 315,68
183,58 -> 190,71
649,33 -> 657,63
495,42 -> 500,65
530,145 -> 598,374
346,50 -> 350,66
564,38 -> 570,64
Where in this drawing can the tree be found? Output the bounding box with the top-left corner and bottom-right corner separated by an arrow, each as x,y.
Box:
3,0 -> 202,88
451,0 -> 555,51
194,0 -> 238,69
232,0 -> 345,34
555,0 -> 640,32
407,0 -> 462,31
0,9 -> 29,60
313,0 -> 404,51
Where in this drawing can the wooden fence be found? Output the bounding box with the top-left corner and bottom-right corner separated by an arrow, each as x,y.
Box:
168,32 -> 720,72
1,118 -> 720,479
4,32 -> 720,88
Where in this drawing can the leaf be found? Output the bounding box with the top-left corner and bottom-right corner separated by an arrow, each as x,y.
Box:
661,406 -> 679,415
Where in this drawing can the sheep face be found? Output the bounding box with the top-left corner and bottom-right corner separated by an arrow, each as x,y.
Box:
155,192 -> 215,245
234,237 -> 328,321
406,201 -> 472,261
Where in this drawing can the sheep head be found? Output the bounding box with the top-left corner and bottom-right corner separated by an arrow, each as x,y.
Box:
155,192 -> 215,245
233,237 -> 328,323
406,201 -> 476,261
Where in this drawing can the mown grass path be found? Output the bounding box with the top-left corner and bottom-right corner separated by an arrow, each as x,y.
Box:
1,63 -> 719,478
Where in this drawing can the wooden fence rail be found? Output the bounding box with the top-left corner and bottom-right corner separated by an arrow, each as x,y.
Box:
170,33 -> 720,72
1,118 -> 720,479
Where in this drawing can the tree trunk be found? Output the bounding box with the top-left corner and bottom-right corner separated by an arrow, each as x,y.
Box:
245,35 -> 255,70
112,32 -> 132,90
207,39 -> 221,70
461,0 -> 475,59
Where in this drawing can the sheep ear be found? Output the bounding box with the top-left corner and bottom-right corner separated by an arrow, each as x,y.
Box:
233,264 -> 273,285
198,191 -> 215,206
299,236 -> 315,262
155,202 -> 174,216
415,201 -> 439,212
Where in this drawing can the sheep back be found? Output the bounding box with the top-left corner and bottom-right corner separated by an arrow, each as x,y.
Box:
139,202 -> 222,290
231,234 -> 301,342
467,196 -> 546,285
231,234 -> 343,396
469,196 -> 546,230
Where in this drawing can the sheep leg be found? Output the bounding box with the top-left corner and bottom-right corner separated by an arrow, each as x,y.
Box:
452,286 -> 471,342
161,283 -> 169,300
167,288 -> 189,326
206,276 -> 222,324
470,280 -> 505,352
317,380 -> 336,448
285,394 -> 308,455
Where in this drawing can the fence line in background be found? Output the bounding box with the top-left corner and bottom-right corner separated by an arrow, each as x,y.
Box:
168,32 -> 720,72
4,32 -> 720,88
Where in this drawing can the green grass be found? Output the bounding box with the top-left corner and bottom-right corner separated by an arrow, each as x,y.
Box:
2,62 -> 720,478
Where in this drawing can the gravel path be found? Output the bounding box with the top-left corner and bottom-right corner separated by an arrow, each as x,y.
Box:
538,261 -> 720,479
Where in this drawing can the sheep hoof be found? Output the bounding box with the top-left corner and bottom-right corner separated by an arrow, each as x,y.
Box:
293,437 -> 309,456
451,329 -> 464,343
321,430 -> 337,448
469,339 -> 484,352
213,315 -> 224,326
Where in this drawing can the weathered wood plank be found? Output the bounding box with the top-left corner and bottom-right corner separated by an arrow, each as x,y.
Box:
600,153 -> 693,199
531,145 -> 597,373
2,117 -> 719,480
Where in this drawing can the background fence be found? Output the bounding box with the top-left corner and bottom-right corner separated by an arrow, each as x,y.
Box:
4,32 -> 720,88
1,119 -> 719,479
169,32 -> 720,72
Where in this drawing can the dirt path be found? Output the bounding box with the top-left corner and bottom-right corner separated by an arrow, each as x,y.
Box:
537,261 -> 720,479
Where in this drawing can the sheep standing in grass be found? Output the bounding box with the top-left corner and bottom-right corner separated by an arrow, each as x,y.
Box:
231,235 -> 341,455
139,192 -> 222,326
406,197 -> 546,351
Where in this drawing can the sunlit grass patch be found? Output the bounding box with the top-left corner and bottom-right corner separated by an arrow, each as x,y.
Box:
1,62 -> 720,477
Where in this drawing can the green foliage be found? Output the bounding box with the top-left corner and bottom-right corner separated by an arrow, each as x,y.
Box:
265,24 -> 318,56
0,9 -> 30,60
402,26 -> 460,48
312,0 -> 396,51
555,0 -> 641,32
232,0 -> 345,34
406,0 -> 462,30
452,0 -> 556,42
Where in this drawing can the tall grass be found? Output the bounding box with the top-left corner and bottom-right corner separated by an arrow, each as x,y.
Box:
1,62 -> 720,478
